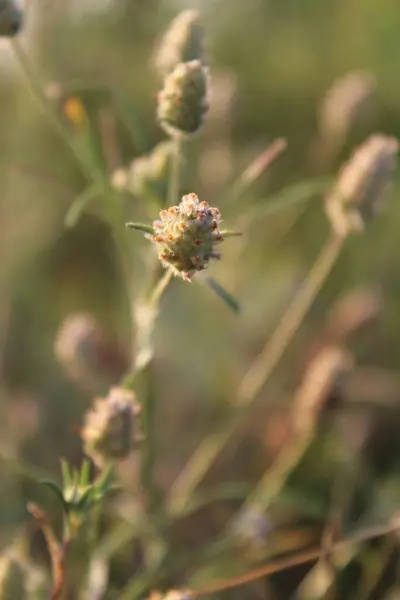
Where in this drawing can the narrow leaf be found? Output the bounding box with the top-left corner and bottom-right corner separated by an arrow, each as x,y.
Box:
126,222 -> 154,235
41,480 -> 68,511
204,276 -> 240,314
65,183 -> 102,229
96,462 -> 115,494
80,459 -> 91,487
60,458 -> 72,488
220,230 -> 242,238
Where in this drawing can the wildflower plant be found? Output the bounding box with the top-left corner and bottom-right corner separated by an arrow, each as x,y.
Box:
7,4 -> 400,600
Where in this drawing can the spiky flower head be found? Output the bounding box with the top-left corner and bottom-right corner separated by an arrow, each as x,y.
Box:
148,193 -> 223,280
0,554 -> 27,600
326,134 -> 399,236
154,9 -> 204,77
82,387 -> 142,468
319,71 -> 376,151
157,60 -> 210,137
0,0 -> 23,37
111,141 -> 174,203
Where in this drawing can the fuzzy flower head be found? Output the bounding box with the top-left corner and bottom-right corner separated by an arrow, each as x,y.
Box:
154,9 -> 204,77
157,60 -> 210,137
149,193 -> 223,280
82,387 -> 142,468
326,134 -> 399,236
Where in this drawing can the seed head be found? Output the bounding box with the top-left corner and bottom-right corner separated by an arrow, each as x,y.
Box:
0,554 -> 27,600
154,9 -> 204,77
82,387 -> 142,468
149,193 -> 223,280
319,71 -> 376,151
326,134 -> 399,236
112,141 -> 174,203
54,313 -> 128,388
0,1 -> 23,37
157,60 -> 210,137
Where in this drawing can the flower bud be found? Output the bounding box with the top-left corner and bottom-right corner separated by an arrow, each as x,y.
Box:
154,9 -> 204,77
319,71 -> 376,152
0,0 -> 23,37
325,134 -> 399,236
157,60 -> 210,137
82,387 -> 142,468
54,313 -> 128,389
150,193 -> 223,280
0,555 -> 27,600
111,141 -> 174,202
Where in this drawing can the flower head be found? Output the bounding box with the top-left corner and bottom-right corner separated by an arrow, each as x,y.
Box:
154,9 -> 204,77
82,387 -> 142,468
326,134 -> 399,236
157,60 -> 210,137
149,193 -> 223,280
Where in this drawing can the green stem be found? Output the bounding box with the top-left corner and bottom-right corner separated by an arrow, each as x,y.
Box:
168,136 -> 182,206
167,234 -> 345,515
10,38 -> 102,185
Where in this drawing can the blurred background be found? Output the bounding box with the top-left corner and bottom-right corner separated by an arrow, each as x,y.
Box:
2,0 -> 400,598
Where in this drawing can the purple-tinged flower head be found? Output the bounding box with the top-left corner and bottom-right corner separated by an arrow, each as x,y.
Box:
82,387 -> 142,468
149,193 -> 223,280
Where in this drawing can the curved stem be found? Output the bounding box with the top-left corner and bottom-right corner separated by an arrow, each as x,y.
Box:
191,518 -> 400,598
167,234 -> 345,515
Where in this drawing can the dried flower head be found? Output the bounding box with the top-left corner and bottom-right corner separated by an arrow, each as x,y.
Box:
326,134 -> 399,236
157,60 -> 210,137
149,193 -> 223,280
319,71 -> 376,151
111,141 -> 174,202
82,387 -> 142,467
0,0 -> 23,37
54,313 -> 127,387
292,346 -> 353,437
0,554 -> 27,600
154,9 -> 204,76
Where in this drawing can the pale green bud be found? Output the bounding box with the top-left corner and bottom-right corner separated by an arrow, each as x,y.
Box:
157,60 -> 210,137
154,9 -> 204,76
326,134 -> 399,236
111,141 -> 174,203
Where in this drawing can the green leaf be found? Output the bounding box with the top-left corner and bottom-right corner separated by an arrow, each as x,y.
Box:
41,480 -> 68,511
126,222 -> 155,235
220,230 -> 242,238
204,276 -> 240,314
65,183 -> 102,229
80,459 -> 91,487
96,463 -> 115,494
60,458 -> 72,489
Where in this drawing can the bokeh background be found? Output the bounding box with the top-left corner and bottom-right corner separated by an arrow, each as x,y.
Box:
2,0 -> 400,598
